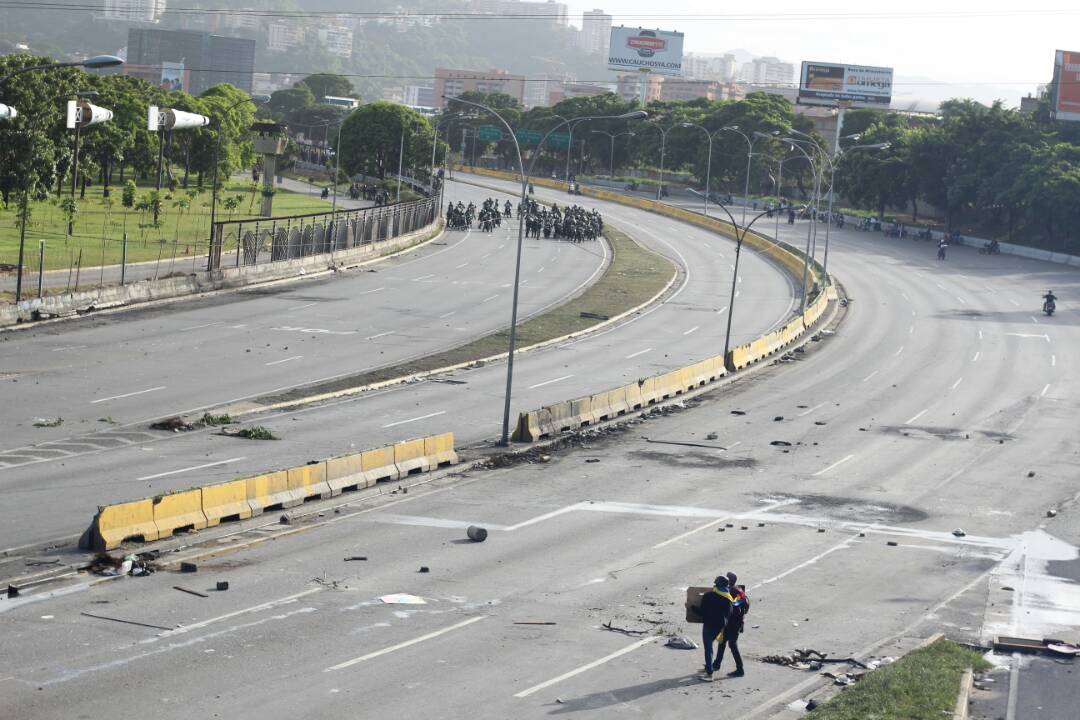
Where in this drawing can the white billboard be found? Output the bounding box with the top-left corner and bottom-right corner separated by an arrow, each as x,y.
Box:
798,61 -> 893,107
608,27 -> 684,76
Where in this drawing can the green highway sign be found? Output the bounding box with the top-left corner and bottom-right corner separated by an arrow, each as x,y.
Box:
515,129 -> 543,145
545,132 -> 571,149
477,125 -> 503,141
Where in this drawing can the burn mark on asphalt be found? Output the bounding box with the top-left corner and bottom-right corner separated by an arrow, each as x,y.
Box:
758,492 -> 929,524
629,450 -> 756,469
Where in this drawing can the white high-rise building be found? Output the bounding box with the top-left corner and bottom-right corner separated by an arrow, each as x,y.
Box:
750,56 -> 795,86
267,22 -> 305,53
102,0 -> 166,23
578,9 -> 611,56
317,26 -> 354,58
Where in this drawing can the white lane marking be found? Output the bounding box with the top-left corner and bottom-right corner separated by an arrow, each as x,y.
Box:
50,345 -> 88,352
179,321 -> 223,332
625,348 -> 652,359
978,330 -> 983,340
229,324 -> 247,329
957,296 -> 967,304
862,370 -> 879,382
904,409 -> 928,425
715,306 -> 728,315
326,616 -> 486,672
738,275 -> 743,284
972,352 -> 980,362
735,289 -> 741,298
91,386 -> 166,404
497,244 -> 505,249
537,266 -> 546,274
288,302 -> 317,311
901,292 -> 910,301
894,345 -> 904,356
908,325 -> 914,334
1051,355 -> 1056,367
798,402 -> 828,417
911,309 -> 916,317
357,287 -> 384,295
652,498 -> 795,550
265,355 -> 303,366
413,274 -> 435,282
365,331 -> 395,340
1041,384 -> 1050,397
528,374 -> 574,390
454,262 -> 469,269
683,325 -> 700,336
273,326 -> 357,336
513,637 -> 658,698
935,282 -> 945,290
137,457 -> 247,482
481,294 -> 499,303
481,253 -> 491,260
751,536 -> 857,590
1009,298 -> 1019,306
439,311 -> 456,319
703,242 -> 711,249
381,411 -> 446,429
1031,316 -> 1039,324
157,588 -> 322,639
811,454 -> 855,477
950,377 -> 963,390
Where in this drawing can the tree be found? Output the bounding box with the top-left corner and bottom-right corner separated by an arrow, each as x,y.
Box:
297,74 -> 355,102
339,102 -> 433,180
268,85 -> 315,122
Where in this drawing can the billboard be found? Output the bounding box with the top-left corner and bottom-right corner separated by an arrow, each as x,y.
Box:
608,27 -> 684,77
160,62 -> 185,93
1052,50 -> 1080,122
798,61 -> 893,107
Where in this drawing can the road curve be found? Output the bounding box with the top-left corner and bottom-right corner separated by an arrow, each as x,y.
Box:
0,172 -> 798,548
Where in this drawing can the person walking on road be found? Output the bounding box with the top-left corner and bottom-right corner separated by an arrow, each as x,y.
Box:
699,575 -> 734,681
715,571 -> 750,677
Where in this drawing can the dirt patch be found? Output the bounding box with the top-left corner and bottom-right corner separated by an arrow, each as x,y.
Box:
878,425 -> 1014,442
629,449 -> 756,470
760,492 -> 929,524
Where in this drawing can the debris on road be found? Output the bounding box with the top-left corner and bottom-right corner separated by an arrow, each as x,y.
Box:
774,416 -> 784,422
770,440 -> 792,446
602,621 -> 648,636
585,458 -> 600,463
1047,509 -> 1058,518
762,648 -> 869,671
279,514 -> 292,525
89,553 -> 156,577
179,562 -> 198,573
228,425 -> 277,440
173,586 -> 208,598
344,556 -> 368,562
80,611 -> 174,631
952,528 -> 967,537
730,410 -> 746,416
32,417 -> 64,428
514,621 -> 557,626
379,594 -> 426,605
643,437 -> 727,450
665,636 -> 697,650
706,433 -> 718,440
418,566 -> 430,573
466,526 -> 488,542
215,581 -> 229,591
1027,470 -> 1036,477
149,416 -> 193,432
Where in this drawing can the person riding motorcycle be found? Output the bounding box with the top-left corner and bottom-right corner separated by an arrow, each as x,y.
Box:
1043,290 -> 1057,316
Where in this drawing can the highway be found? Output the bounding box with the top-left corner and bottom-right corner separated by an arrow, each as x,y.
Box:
1,184 -> 1077,718
0,174 -> 796,549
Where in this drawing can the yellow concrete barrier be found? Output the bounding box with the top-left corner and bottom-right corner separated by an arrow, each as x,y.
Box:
624,381 -> 645,411
87,498 -> 160,551
361,445 -> 400,484
287,462 -> 332,502
512,410 -> 541,442
326,452 -> 366,494
153,489 -> 208,539
425,432 -> 459,467
394,438 -> 429,475
201,479 -> 252,527
246,470 -> 303,515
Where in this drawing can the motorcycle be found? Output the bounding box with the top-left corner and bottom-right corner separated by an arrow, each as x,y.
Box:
979,241 -> 1000,255
1044,298 -> 1056,316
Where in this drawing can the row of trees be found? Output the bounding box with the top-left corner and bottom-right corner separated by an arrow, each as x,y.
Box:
0,54 -> 260,209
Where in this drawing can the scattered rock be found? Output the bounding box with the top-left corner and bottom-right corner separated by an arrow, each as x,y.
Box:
466,526 -> 488,543
730,410 -> 746,416
1047,509 -> 1058,518
149,416 -> 193,432
952,528 -> 966,537
418,566 -> 430,573
1001,586 -> 1015,592
279,514 -> 291,525
1027,471 -> 1036,478
216,581 -> 229,591
773,416 -> 784,422
585,458 -> 600,463
770,440 -> 792,447
886,541 -> 898,547
179,562 -> 198,573
32,417 -> 64,428
814,421 -> 827,426
665,636 -> 697,650
706,433 -> 718,440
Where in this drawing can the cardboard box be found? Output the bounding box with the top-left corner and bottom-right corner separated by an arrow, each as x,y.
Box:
685,586 -> 712,624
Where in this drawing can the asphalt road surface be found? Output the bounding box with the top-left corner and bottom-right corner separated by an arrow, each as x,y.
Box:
1,177 -> 1076,720
0,173 -> 795,549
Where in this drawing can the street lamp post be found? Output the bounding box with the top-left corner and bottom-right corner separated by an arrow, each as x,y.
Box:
722,126 -> 779,227
820,140 -> 889,274
680,122 -> 713,216
590,129 -> 635,180
782,139 -> 822,313
1,54 -> 124,304
564,118 -> 592,187
639,123 -> 670,201
208,94 -> 269,270
446,95 -> 645,445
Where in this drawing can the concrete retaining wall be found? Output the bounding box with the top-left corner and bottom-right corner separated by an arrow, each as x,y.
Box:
2,219 -> 443,328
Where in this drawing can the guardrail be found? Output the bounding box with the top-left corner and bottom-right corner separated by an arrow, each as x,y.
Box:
452,165 -> 836,442
207,196 -> 440,271
80,432 -> 458,551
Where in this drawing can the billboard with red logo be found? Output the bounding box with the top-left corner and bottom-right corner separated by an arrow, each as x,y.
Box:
608,27 -> 684,76
1052,50 -> 1080,122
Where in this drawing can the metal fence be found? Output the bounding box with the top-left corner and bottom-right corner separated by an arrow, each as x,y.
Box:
207,196 -> 441,271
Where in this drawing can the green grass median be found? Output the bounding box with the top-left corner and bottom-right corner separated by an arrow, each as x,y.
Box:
811,639 -> 989,720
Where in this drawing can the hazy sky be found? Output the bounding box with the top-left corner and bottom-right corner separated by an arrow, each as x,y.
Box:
566,1 -> 1078,104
